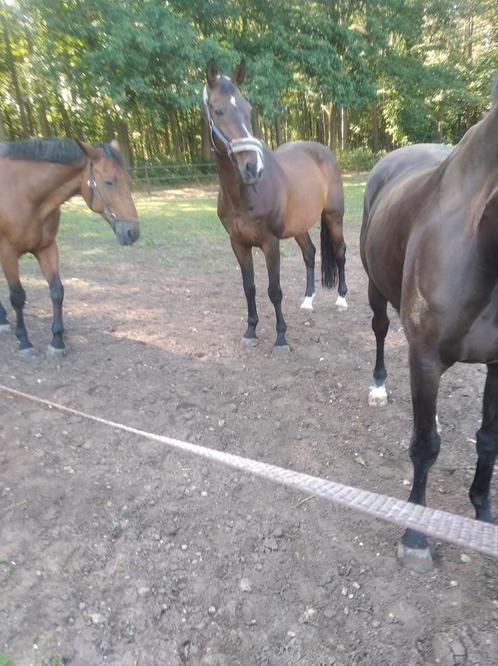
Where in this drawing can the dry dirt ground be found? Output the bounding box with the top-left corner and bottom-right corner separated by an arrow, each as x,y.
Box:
0,188 -> 497,666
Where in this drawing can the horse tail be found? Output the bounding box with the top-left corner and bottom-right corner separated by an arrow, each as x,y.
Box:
320,215 -> 338,288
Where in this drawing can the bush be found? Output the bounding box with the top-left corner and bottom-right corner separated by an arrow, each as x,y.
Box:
336,148 -> 384,173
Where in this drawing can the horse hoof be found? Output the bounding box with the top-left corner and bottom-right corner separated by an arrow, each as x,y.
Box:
273,344 -> 291,353
335,296 -> 348,311
241,336 -> 259,348
369,385 -> 388,406
18,347 -> 37,361
47,344 -> 67,358
0,323 -> 10,333
397,542 -> 434,573
300,294 -> 315,311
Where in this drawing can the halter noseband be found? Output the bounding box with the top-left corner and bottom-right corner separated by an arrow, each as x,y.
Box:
86,161 -> 118,226
202,84 -> 264,174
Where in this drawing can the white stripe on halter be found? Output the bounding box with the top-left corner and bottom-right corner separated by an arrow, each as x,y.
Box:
231,137 -> 264,172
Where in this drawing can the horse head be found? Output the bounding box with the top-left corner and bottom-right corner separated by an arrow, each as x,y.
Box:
76,140 -> 140,246
203,59 -> 264,185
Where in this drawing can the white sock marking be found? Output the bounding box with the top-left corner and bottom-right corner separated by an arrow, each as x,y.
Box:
335,296 -> 348,310
300,294 -> 316,310
369,384 -> 388,406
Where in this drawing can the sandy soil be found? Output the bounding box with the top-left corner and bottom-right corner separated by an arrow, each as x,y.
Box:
0,191 -> 496,665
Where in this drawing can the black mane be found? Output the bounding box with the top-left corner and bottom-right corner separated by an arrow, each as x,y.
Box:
0,138 -> 124,167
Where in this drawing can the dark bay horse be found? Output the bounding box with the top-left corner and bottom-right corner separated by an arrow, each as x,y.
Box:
0,138 -> 140,357
203,60 -> 347,350
361,87 -> 498,571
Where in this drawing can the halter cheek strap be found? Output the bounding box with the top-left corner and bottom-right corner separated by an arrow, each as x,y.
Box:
86,161 -> 117,226
202,84 -> 264,172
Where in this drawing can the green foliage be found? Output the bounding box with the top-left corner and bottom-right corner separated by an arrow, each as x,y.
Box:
336,148 -> 384,173
0,654 -> 15,666
0,0 -> 496,163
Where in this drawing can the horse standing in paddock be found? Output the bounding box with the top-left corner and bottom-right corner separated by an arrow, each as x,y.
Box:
0,138 -> 140,357
361,86 -> 498,571
203,60 -> 347,350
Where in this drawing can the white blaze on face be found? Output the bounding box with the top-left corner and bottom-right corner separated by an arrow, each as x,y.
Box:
230,95 -> 237,107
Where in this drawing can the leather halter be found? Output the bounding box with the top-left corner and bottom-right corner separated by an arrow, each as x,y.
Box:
86,161 -> 118,226
202,84 -> 264,172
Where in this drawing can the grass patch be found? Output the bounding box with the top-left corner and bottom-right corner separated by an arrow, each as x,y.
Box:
53,176 -> 366,271
0,654 -> 15,666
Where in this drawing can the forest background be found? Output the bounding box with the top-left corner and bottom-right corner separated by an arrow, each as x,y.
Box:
1,0 -> 497,174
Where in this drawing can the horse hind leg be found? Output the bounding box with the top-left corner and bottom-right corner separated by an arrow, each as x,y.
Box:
469,363 -> 498,522
321,208 -> 348,310
0,248 -> 34,356
368,280 -> 389,406
295,233 -> 316,310
0,300 -> 10,331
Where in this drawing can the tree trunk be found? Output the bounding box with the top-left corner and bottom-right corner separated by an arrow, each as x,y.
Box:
57,97 -> 73,137
341,107 -> 349,150
116,118 -> 133,167
37,100 -> 51,136
0,111 -> 6,140
371,98 -> 379,153
329,103 -> 337,151
163,121 -> 172,156
275,117 -> 282,146
1,12 -> 29,137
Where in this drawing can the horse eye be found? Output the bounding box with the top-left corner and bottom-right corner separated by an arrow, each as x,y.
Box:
215,109 -> 224,117
104,179 -> 114,187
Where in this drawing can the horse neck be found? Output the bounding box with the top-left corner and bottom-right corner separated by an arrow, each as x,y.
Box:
26,160 -> 86,210
442,105 -> 498,191
215,148 -> 275,211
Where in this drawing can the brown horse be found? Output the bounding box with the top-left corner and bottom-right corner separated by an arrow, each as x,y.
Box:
203,60 -> 347,349
0,138 -> 140,357
361,85 -> 498,571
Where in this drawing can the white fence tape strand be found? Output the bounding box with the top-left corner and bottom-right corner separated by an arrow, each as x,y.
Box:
1,384 -> 497,558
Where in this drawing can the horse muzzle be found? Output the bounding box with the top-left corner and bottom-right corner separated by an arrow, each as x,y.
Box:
113,218 -> 140,246
240,159 -> 264,186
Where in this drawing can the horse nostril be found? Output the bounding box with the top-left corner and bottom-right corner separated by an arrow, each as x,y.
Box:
245,161 -> 257,178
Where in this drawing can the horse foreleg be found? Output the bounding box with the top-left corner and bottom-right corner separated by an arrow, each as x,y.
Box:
263,239 -> 289,349
368,280 -> 390,406
0,247 -> 33,355
295,233 -> 316,310
469,363 -> 498,522
398,348 -> 444,572
230,239 -> 259,347
35,242 -> 65,355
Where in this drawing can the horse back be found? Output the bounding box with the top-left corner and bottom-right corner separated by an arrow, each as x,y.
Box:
360,145 -> 451,309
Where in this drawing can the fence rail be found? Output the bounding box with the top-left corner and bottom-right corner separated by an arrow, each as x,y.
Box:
129,161 -> 218,190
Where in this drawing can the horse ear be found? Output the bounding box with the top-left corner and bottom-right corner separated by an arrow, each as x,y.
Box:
75,139 -> 102,161
109,139 -> 121,152
233,61 -> 246,87
206,59 -> 218,87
